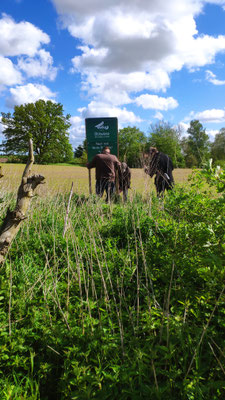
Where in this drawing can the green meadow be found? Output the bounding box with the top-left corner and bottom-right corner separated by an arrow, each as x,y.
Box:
0,164 -> 224,399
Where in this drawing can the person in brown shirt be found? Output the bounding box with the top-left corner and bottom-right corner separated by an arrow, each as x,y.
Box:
86,146 -> 120,202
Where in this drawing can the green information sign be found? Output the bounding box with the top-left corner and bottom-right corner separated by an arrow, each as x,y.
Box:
85,117 -> 118,162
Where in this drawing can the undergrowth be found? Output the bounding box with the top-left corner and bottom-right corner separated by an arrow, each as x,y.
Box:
0,168 -> 224,399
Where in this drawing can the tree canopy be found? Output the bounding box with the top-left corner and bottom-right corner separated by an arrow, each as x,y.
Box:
1,100 -> 73,164
118,126 -> 146,167
211,128 -> 225,163
186,120 -> 210,167
147,122 -> 184,167
74,144 -> 85,158
180,137 -> 198,168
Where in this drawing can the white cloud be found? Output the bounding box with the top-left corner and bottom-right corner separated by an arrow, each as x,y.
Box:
0,14 -> 57,92
52,0 -> 203,18
206,129 -> 219,140
76,70 -> 171,100
18,49 -> 58,81
51,0 -> 225,109
182,35 -> 225,70
135,94 -> 178,110
174,122 -> 190,137
205,69 -> 225,85
69,116 -> 85,147
178,122 -> 190,132
0,14 -> 50,57
0,56 -> 22,86
6,83 -> 57,107
78,101 -> 142,125
191,108 -> 225,123
154,111 -> 164,120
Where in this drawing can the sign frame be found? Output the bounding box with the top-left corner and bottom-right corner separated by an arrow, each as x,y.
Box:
85,117 -> 119,162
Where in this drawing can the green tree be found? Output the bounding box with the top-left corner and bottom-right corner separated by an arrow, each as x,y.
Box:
186,120 -> 210,167
180,137 -> 198,168
147,121 -> 184,167
211,128 -> 225,163
74,144 -> 84,158
118,126 -> 146,167
1,100 -> 73,164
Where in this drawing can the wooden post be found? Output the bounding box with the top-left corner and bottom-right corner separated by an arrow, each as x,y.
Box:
88,169 -> 92,194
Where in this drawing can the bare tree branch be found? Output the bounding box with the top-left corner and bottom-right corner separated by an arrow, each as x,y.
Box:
0,139 -> 45,264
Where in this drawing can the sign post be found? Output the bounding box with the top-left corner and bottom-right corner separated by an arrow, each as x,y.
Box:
85,117 -> 118,194
88,169 -> 92,194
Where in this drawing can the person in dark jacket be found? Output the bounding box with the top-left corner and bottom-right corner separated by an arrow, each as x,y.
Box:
86,146 -> 120,202
118,162 -> 131,201
144,147 -> 174,196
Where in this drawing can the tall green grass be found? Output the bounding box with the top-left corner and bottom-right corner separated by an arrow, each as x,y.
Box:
0,178 -> 224,399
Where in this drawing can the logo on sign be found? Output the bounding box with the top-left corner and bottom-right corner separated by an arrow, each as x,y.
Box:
95,121 -> 109,130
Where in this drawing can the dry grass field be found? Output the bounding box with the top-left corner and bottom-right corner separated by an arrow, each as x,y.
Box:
0,163 -> 192,197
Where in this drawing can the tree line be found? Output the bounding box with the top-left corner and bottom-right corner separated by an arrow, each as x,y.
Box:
1,99 -> 225,167
75,120 -> 225,168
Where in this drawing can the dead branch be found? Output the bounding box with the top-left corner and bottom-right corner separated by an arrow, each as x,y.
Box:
0,139 -> 45,264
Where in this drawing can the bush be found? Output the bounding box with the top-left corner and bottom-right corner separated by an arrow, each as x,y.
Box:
213,159 -> 225,168
6,154 -> 28,163
0,172 -> 224,399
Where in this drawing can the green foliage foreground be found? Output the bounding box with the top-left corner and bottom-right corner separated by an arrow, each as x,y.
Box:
0,169 -> 224,399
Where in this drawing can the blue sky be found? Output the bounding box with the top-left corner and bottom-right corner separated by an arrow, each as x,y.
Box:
0,0 -> 225,149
